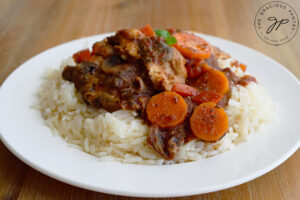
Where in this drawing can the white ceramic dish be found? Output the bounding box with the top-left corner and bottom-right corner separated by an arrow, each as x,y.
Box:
0,33 -> 299,197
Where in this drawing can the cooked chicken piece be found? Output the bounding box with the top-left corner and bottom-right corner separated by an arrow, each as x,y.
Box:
63,30 -> 189,114
62,62 -> 122,112
170,49 -> 187,78
92,38 -> 115,58
83,89 -> 121,112
62,53 -> 155,112
141,37 -> 187,90
90,55 -> 105,66
146,62 -> 169,90
148,125 -> 185,160
62,62 -> 99,94
108,29 -> 144,60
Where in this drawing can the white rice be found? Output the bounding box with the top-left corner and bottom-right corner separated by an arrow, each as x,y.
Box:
36,57 -> 276,164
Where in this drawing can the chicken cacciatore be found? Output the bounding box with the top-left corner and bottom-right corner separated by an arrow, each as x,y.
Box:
62,25 -> 256,160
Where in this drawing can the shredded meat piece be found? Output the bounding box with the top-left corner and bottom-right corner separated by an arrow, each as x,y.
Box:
182,97 -> 197,142
238,75 -> 257,86
147,125 -> 185,160
107,29 -> 144,60
92,39 -> 114,58
62,62 -> 121,112
140,37 -> 187,90
62,62 -> 98,94
222,67 -> 257,86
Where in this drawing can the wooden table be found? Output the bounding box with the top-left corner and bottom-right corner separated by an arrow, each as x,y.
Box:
0,0 -> 299,199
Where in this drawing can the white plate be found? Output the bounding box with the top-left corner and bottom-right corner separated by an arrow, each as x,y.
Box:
0,33 -> 299,197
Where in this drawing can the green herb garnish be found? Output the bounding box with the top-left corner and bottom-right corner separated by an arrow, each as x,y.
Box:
165,36 -> 177,45
155,29 -> 171,38
154,29 -> 177,45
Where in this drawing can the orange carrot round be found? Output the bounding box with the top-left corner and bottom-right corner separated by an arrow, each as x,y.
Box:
146,91 -> 187,128
173,32 -> 211,60
194,69 -> 230,94
190,103 -> 228,142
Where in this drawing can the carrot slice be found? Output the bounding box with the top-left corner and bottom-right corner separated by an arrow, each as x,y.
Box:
173,32 -> 211,60
73,49 -> 92,63
140,24 -> 155,37
190,103 -> 228,142
194,69 -> 230,94
171,83 -> 198,97
146,91 -> 187,128
192,91 -> 224,104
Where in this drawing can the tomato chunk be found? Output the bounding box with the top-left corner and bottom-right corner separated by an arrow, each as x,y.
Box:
172,83 -> 198,96
73,49 -> 92,63
140,24 -> 155,37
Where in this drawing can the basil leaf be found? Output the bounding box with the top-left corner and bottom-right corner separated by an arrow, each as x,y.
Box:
165,36 -> 177,45
154,29 -> 177,45
155,29 -> 171,38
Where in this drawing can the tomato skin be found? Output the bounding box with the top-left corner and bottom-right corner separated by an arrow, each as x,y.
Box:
140,24 -> 155,37
191,91 -> 224,104
172,83 -> 198,97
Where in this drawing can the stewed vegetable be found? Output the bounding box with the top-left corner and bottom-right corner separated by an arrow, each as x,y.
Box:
146,91 -> 187,128
190,103 -> 228,142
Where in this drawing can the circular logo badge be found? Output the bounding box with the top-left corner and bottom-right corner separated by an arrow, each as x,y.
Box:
254,1 -> 299,46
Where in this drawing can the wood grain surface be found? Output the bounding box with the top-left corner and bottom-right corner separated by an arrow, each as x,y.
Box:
0,0 -> 299,199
